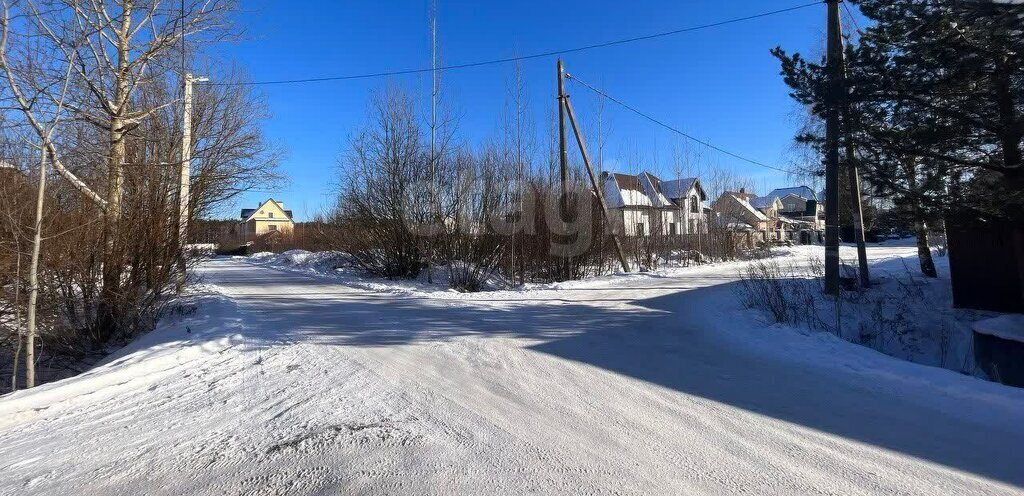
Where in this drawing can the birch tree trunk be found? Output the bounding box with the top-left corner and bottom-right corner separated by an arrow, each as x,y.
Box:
98,1 -> 135,341
25,149 -> 49,388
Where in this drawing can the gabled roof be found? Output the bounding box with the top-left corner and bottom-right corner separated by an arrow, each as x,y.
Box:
608,172 -> 642,191
639,172 -> 673,207
240,198 -> 294,222
603,172 -> 652,208
660,177 -> 706,202
717,192 -> 768,222
763,186 -> 818,202
603,171 -> 706,208
750,195 -> 780,209
733,195 -> 768,221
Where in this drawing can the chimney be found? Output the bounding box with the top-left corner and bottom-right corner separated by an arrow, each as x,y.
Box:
739,187 -> 746,194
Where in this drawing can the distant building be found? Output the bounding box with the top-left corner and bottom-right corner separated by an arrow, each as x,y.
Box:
712,189 -> 771,239
238,198 -> 294,239
756,186 -> 824,231
713,186 -> 824,244
601,171 -> 708,236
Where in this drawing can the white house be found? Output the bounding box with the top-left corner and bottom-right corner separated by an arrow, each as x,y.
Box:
601,171 -> 708,236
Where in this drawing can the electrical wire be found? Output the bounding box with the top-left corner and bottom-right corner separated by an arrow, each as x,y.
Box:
564,73 -> 798,175
206,1 -> 822,86
841,0 -> 863,35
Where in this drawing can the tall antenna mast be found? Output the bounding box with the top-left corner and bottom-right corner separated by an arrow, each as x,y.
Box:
430,0 -> 438,188
426,0 -> 438,284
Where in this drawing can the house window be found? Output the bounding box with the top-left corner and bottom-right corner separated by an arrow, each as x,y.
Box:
669,223 -> 677,236
636,222 -> 645,236
268,224 -> 278,231
269,212 -> 274,219
690,196 -> 699,213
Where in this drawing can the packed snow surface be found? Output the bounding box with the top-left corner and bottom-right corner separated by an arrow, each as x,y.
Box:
1,244 -> 1022,494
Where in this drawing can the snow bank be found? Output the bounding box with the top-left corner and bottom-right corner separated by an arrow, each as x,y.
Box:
973,314 -> 1024,343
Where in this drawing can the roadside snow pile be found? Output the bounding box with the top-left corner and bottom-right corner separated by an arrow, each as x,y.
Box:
185,243 -> 218,256
243,250 -> 351,273
240,250 -> 465,297
734,241 -> 997,378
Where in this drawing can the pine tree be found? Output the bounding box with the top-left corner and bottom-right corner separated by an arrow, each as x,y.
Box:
772,0 -> 1023,277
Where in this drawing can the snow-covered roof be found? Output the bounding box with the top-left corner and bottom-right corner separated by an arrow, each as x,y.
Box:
750,196 -> 779,209
720,221 -> 755,231
603,171 -> 705,208
736,196 -> 768,221
763,186 -> 818,203
603,173 -> 652,208
639,172 -> 673,207
660,177 -> 704,201
717,192 -> 768,222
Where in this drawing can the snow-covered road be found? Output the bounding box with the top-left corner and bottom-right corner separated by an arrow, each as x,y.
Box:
1,247 -> 1023,495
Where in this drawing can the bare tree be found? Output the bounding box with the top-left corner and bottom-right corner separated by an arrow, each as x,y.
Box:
1,1 -> 279,389
2,0 -> 237,339
501,59 -> 535,286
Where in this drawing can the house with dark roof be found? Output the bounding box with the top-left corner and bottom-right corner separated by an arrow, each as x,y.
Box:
239,198 -> 294,238
756,186 -> 824,230
601,171 -> 708,236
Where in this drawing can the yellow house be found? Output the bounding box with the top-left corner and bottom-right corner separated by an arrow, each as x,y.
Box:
239,198 -> 294,238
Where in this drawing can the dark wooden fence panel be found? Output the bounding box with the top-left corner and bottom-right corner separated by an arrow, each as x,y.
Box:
947,217 -> 1024,313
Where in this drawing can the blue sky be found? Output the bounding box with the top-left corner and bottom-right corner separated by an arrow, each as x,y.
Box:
209,0 -> 832,220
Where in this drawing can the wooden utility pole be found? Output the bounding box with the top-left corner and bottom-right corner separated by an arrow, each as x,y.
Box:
562,74 -> 630,273
556,59 -> 572,279
824,0 -> 842,295
177,73 -> 207,292
833,8 -> 870,287
557,59 -> 569,199
843,118 -> 870,287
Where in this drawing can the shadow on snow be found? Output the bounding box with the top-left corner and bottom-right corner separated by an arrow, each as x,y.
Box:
185,261 -> 1024,487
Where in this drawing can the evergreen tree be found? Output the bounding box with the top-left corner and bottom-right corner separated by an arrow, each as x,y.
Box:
772,0 -> 1023,277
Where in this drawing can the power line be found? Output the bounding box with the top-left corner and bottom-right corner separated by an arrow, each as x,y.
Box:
564,73 -> 796,175
841,0 -> 863,35
207,1 -> 822,86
